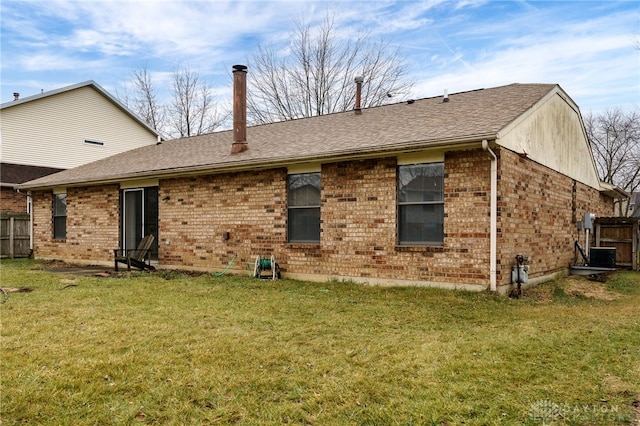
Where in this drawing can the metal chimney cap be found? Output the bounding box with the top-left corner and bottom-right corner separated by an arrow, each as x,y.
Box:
354,76 -> 364,83
232,64 -> 247,72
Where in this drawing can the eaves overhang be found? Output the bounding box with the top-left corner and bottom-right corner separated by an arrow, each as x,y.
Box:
599,181 -> 628,199
16,134 -> 497,191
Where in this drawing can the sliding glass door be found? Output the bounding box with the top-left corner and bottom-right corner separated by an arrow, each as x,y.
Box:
122,187 -> 158,260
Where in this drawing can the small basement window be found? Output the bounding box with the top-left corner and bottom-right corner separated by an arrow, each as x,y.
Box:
84,139 -> 105,146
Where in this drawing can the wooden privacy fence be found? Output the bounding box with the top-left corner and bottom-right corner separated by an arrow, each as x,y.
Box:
595,217 -> 639,271
0,213 -> 30,258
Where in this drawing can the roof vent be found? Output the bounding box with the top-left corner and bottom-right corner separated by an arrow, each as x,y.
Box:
443,89 -> 449,103
13,92 -> 19,101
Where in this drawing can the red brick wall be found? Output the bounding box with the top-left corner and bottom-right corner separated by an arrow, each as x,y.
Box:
497,148 -> 612,284
314,159 -> 397,277
29,149 -> 613,289
443,150 -> 493,283
154,157 -> 492,285
32,185 -> 119,261
158,169 -> 288,268
1,187 -> 27,213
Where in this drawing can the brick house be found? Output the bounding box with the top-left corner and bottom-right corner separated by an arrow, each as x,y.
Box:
18,69 -> 621,293
1,81 -> 160,214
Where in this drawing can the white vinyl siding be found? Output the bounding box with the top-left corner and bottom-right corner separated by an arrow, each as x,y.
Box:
0,86 -> 157,169
497,93 -> 601,189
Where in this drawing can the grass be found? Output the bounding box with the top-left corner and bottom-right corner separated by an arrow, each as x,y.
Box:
1,259 -> 639,425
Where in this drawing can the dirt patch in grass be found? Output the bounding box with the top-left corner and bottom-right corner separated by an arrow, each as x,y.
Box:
40,259 -> 79,269
522,285 -> 554,302
41,260 -> 211,280
1,287 -> 33,293
524,275 -> 622,302
564,276 -> 621,300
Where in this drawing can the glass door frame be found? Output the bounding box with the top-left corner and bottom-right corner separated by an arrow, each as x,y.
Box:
121,187 -> 158,261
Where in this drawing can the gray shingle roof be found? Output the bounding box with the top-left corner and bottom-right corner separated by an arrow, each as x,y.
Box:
19,83 -> 558,189
0,163 -> 65,185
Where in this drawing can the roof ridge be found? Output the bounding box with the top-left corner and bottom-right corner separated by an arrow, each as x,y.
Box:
172,83 -> 556,143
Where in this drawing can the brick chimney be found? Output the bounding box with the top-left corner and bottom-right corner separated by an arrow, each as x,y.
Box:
231,64 -> 248,154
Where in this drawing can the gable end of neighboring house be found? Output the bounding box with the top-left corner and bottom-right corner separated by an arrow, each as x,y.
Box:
0,81 -> 160,214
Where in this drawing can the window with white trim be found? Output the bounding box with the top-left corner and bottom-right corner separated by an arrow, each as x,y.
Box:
53,193 -> 67,239
397,163 -> 444,245
288,173 -> 321,243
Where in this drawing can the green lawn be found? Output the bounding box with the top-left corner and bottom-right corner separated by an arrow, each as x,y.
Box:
1,259 -> 639,425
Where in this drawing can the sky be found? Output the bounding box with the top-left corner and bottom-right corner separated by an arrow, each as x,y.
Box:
1,0 -> 638,120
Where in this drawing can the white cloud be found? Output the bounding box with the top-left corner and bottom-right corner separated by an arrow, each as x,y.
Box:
1,0 -> 637,112
16,52 -> 110,72
397,1 -> 639,113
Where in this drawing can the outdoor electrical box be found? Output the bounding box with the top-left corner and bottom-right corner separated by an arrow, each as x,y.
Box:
584,212 -> 596,230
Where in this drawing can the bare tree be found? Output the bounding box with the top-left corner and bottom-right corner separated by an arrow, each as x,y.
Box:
131,66 -> 166,136
116,65 -> 166,136
585,107 -> 640,216
247,14 -> 413,124
119,65 -> 228,139
167,65 -> 228,138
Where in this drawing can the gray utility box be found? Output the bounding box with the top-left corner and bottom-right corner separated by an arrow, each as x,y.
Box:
511,265 -> 529,284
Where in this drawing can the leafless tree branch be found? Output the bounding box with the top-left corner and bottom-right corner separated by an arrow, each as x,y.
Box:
247,13 -> 413,124
119,65 -> 228,139
586,107 -> 640,216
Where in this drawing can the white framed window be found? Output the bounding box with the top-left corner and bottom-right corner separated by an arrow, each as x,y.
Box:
288,172 -> 321,243
397,163 -> 444,245
53,193 -> 67,239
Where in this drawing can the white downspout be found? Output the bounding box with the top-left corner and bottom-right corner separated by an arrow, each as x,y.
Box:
27,191 -> 33,253
482,140 -> 497,292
